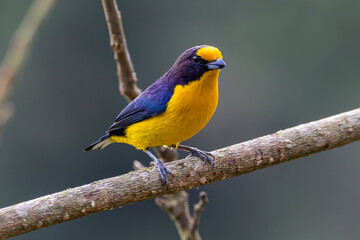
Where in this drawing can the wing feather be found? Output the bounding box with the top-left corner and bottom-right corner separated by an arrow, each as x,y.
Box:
107,82 -> 173,135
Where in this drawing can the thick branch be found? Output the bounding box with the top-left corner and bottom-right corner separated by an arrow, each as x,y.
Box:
101,0 -> 141,101
1,108 -> 359,239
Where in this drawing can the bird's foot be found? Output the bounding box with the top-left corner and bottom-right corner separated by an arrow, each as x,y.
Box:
155,159 -> 173,187
146,150 -> 173,187
178,145 -> 215,167
188,148 -> 215,167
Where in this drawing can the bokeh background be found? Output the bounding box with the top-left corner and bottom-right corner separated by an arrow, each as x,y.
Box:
1,0 -> 360,239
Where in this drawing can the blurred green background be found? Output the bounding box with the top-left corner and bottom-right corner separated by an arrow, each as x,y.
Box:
1,0 -> 360,239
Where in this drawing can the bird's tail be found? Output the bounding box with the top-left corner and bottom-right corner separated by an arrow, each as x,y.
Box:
83,133 -> 113,151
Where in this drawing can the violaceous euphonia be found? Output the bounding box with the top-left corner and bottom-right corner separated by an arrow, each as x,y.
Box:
84,45 -> 226,186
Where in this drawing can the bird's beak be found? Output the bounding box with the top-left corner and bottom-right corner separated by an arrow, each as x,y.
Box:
206,58 -> 226,70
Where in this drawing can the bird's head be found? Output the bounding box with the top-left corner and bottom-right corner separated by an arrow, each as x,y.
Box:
166,45 -> 226,85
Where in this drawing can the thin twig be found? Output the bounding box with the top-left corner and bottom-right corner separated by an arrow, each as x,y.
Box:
0,107 -> 359,239
101,0 -> 141,101
191,192 -> 208,236
133,160 -> 146,170
0,0 -> 56,134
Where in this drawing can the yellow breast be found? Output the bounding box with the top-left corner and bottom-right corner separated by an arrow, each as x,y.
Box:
111,70 -> 219,150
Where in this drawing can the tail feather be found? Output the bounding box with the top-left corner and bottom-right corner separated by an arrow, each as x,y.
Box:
83,134 -> 112,151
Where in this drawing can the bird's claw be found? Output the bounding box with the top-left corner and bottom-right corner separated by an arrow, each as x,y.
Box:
155,160 -> 173,187
145,150 -> 173,188
188,148 -> 215,167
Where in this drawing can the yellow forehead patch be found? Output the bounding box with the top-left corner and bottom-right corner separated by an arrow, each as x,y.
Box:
196,46 -> 223,62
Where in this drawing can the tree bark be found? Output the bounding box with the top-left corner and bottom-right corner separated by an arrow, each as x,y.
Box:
0,107 -> 359,239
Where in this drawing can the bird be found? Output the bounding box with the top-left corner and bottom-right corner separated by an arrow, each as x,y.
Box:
84,45 -> 226,186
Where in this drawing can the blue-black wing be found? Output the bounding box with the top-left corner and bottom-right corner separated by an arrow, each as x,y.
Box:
107,82 -> 173,135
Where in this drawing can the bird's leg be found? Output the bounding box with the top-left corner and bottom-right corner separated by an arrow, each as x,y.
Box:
145,150 -> 173,187
177,144 -> 215,167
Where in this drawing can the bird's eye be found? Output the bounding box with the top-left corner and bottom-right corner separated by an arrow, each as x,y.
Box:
193,56 -> 201,64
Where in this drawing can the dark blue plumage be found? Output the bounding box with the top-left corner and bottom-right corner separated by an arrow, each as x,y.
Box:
107,82 -> 173,134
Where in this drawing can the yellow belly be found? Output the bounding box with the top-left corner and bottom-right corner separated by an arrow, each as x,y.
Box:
110,70 -> 219,150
